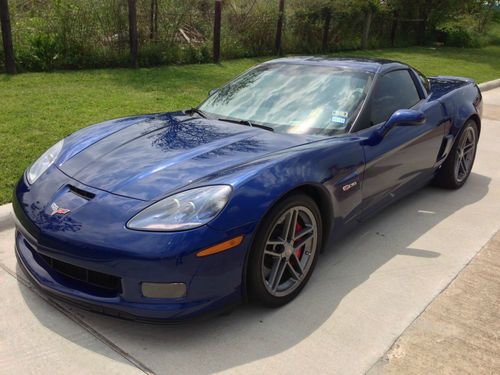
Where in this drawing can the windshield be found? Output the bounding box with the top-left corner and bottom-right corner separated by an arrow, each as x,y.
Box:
199,63 -> 373,136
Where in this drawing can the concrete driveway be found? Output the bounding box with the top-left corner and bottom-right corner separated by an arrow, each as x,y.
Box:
1,88 -> 499,375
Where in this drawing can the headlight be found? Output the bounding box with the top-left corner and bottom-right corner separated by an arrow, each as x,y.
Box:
127,185 -> 232,231
27,140 -> 64,184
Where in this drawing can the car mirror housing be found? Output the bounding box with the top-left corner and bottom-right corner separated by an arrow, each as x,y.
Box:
379,109 -> 426,137
386,109 -> 426,128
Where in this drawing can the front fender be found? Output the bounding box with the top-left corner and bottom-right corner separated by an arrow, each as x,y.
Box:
206,138 -> 365,234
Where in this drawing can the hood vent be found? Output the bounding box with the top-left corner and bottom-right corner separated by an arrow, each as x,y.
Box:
68,185 -> 96,200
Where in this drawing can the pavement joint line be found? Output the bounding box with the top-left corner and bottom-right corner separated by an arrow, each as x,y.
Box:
364,228 -> 500,375
0,260 -> 157,375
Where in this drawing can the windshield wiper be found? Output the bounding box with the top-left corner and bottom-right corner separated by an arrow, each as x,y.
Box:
184,108 -> 208,119
217,118 -> 274,132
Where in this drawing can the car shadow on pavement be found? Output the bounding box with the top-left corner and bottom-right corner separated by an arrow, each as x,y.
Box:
17,172 -> 491,374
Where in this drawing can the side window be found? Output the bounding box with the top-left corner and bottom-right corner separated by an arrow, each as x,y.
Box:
370,70 -> 421,125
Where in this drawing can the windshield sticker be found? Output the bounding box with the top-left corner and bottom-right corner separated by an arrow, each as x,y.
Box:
331,116 -> 346,124
332,110 -> 349,118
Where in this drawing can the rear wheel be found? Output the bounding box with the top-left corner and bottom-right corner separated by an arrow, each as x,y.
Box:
247,194 -> 322,307
435,120 -> 478,189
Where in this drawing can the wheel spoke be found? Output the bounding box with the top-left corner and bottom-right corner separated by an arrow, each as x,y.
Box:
267,239 -> 285,245
460,157 -> 468,174
463,143 -> 474,152
463,148 -> 474,156
287,261 -> 301,281
264,249 -> 281,258
269,258 -> 287,292
266,257 -> 281,288
292,252 -> 305,273
280,210 -> 294,243
293,225 -> 313,242
295,235 -> 313,253
287,209 -> 299,242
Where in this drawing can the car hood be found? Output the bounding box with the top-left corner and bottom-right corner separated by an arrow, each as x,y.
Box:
58,113 -> 310,201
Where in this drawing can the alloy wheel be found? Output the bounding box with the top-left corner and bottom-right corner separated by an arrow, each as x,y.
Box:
261,206 -> 318,298
454,126 -> 476,183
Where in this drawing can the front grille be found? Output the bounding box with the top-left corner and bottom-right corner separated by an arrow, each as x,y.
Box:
38,252 -> 122,293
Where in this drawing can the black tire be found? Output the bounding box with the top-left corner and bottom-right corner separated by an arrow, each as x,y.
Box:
434,119 -> 479,189
247,194 -> 323,307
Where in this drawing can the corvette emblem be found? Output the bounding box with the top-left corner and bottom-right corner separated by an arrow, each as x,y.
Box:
50,202 -> 70,216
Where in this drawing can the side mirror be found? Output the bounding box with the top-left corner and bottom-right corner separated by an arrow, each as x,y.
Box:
386,109 -> 426,128
208,88 -> 219,96
379,109 -> 426,137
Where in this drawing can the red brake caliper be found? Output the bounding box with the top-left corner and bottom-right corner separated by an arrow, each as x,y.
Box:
294,221 -> 303,259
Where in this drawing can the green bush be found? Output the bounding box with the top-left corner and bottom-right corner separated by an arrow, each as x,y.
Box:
21,33 -> 62,71
439,24 -> 481,48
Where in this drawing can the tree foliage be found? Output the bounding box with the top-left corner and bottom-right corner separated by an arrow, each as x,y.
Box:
0,0 -> 499,72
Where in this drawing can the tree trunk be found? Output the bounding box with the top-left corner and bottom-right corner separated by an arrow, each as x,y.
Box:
149,0 -> 155,40
478,1 -> 495,34
322,10 -> 331,52
0,0 -> 16,74
361,10 -> 372,50
390,10 -> 399,47
275,0 -> 285,55
149,0 -> 159,40
417,5 -> 428,46
154,0 -> 158,37
128,0 -> 138,68
213,0 -> 221,63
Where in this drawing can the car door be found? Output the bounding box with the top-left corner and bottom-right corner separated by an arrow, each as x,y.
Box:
358,69 -> 445,218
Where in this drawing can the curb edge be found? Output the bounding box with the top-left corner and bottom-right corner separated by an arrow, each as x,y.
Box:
478,78 -> 500,92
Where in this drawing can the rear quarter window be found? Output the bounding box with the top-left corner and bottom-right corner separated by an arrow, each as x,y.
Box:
415,69 -> 430,94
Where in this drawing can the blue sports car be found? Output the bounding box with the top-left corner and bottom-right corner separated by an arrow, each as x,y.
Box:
14,57 -> 482,321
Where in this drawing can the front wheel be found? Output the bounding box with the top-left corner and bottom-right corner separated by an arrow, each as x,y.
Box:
247,194 -> 322,307
435,120 -> 478,189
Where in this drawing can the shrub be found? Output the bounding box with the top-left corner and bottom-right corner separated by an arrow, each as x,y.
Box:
439,24 -> 481,48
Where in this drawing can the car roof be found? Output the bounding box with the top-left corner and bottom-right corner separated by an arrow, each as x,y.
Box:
261,56 -> 408,74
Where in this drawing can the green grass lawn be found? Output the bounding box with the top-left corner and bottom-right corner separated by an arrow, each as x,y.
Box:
1,46 -> 500,204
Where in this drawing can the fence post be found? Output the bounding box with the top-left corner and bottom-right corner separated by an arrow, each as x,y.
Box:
128,0 -> 139,68
0,0 -> 16,74
213,0 -> 221,63
390,10 -> 399,47
322,8 -> 331,52
149,0 -> 156,40
275,0 -> 285,55
361,9 -> 372,50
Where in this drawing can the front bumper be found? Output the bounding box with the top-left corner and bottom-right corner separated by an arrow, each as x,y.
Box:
13,168 -> 254,321
15,234 -> 231,322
